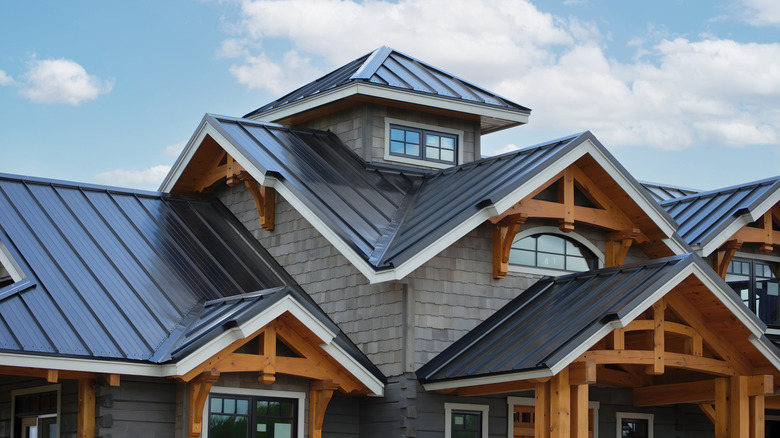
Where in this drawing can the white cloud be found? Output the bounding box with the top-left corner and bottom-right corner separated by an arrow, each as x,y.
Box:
20,58 -> 113,105
740,0 -> 780,26
164,141 -> 187,157
491,144 -> 521,156
222,0 -> 780,152
94,165 -> 171,191
0,70 -> 13,86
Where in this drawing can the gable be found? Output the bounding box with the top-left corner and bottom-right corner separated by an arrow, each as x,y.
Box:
163,117 -> 688,284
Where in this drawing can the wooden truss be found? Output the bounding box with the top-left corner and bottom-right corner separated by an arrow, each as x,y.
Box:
445,293 -> 776,438
177,312 -> 368,438
490,165 -> 648,278
713,206 -> 780,278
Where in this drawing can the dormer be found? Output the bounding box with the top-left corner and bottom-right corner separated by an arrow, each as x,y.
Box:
243,46 -> 530,170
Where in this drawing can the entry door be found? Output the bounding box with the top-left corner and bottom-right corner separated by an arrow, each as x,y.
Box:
512,405 -> 594,438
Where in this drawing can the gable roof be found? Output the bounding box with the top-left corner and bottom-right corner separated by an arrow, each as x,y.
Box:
660,176 -> 780,255
163,115 -> 688,283
641,181 -> 700,202
244,46 -> 530,134
0,173 -> 383,389
416,253 -> 780,390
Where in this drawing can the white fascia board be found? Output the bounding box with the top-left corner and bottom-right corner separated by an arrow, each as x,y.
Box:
700,189 -> 780,257
421,368 -> 554,392
320,343 -> 385,396
252,83 -> 529,126
0,352 -> 164,377
166,295 -> 336,377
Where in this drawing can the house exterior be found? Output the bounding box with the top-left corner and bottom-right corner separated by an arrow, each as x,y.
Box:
1,46 -> 779,438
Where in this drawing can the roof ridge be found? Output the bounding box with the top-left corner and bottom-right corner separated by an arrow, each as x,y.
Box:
661,175 -> 780,204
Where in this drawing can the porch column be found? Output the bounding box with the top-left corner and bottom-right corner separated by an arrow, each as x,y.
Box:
749,395 -> 764,438
730,376 -> 748,438
77,378 -> 96,438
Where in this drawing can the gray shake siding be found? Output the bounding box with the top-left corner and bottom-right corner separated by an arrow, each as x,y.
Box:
298,103 -> 481,168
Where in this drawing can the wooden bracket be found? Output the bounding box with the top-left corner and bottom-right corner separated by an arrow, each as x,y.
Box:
259,326 -> 277,384
605,229 -> 641,267
245,180 -> 275,231
309,380 -> 339,438
188,370 -> 221,438
713,239 -> 743,279
493,219 -> 523,279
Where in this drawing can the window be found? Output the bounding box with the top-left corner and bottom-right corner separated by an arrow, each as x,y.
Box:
445,403 -> 488,438
204,388 -> 304,438
726,257 -> 780,326
384,119 -> 463,168
509,233 -> 598,272
390,124 -> 457,164
616,412 -> 653,438
11,385 -> 60,438
0,239 -> 24,288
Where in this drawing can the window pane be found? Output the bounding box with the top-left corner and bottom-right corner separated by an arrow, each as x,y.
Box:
621,418 -> 648,438
426,134 -> 439,146
390,141 -> 405,154
209,414 -> 248,438
513,236 -> 536,250
280,402 -> 294,417
567,256 -> 589,271
224,398 -> 236,414
537,253 -> 565,270
426,146 -> 439,160
211,397 -> 223,414
407,144 -> 419,156
257,401 -> 268,415
441,136 -> 455,149
508,249 -> 535,266
440,149 -> 454,162
406,131 -> 420,144
390,128 -> 405,141
237,399 -> 249,415
537,234 -> 565,253
269,401 -> 281,416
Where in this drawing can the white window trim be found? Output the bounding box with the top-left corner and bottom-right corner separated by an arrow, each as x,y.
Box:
10,384 -> 61,438
507,226 -> 605,276
507,396 -> 599,438
616,412 -> 654,438
203,386 -> 306,438
0,240 -> 24,283
445,402 -> 489,438
384,117 -> 464,169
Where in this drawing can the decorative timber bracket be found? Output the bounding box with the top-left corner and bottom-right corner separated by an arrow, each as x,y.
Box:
489,166 -> 649,278
309,380 -> 340,438
712,207 -> 779,279
188,370 -> 221,438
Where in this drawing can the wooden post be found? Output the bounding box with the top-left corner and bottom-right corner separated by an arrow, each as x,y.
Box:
550,368 -> 570,438
730,376 -> 748,438
559,168 -> 575,232
535,381 -> 551,438
715,377 -> 729,438
570,383 -> 589,438
650,299 -> 666,375
77,378 -> 96,438
749,395 -> 764,438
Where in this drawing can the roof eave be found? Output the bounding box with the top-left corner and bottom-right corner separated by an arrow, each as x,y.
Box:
247,82 -> 530,131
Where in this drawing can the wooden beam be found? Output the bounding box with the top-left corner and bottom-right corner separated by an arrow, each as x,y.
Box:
594,365 -> 644,387
78,378 -> 96,438
46,369 -> 58,383
713,240 -> 743,279
0,365 -> 95,381
188,370 -> 220,438
699,403 -> 716,424
103,374 -> 120,387
493,221 -> 521,278
309,380 -> 339,438
570,383 -> 589,438
765,395 -> 780,409
569,361 -> 596,386
633,380 -> 715,406
576,350 -> 737,376
730,213 -> 780,253
559,168 -> 575,232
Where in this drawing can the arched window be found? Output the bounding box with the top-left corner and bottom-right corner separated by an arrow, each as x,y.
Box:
509,233 -> 598,272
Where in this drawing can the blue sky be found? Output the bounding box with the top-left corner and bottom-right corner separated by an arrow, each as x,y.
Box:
1,0 -> 778,191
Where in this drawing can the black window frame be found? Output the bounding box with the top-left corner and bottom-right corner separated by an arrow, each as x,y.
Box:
208,393 -> 298,438
389,124 -> 458,165
450,409 -> 483,438
725,257 -> 780,327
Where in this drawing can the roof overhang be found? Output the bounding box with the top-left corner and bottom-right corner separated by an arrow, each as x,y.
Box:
700,188 -> 780,257
247,82 -> 529,135
420,257 -> 780,392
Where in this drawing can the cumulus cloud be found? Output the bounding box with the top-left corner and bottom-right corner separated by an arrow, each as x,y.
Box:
163,141 -> 187,157
222,0 -> 780,152
94,165 -> 171,191
0,70 -> 13,86
740,0 -> 780,26
20,58 -> 113,105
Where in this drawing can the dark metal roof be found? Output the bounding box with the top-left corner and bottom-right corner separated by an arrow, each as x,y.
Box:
416,254 -> 726,383
204,116 -> 682,272
641,182 -> 700,202
244,46 -> 530,119
0,173 -> 382,381
660,176 -> 780,250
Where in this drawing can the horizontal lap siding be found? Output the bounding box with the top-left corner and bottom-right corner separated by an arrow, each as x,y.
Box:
96,377 -> 176,438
